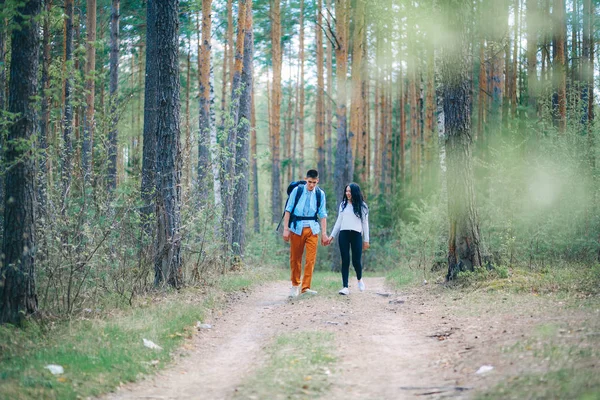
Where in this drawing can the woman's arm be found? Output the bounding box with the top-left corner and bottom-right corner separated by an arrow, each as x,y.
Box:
329,203 -> 344,239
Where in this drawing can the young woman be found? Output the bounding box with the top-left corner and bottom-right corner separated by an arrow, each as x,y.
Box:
328,183 -> 370,295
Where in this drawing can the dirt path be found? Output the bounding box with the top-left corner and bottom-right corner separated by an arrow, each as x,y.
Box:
105,277 -> 598,399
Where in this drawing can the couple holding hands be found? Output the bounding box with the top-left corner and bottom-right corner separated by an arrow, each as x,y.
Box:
282,169 -> 370,298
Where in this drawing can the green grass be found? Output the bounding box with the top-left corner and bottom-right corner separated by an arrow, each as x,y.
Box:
477,368 -> 600,400
0,275 -> 261,400
234,331 -> 337,399
385,265 -> 422,289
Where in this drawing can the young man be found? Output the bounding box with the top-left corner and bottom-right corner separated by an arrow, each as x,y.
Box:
282,169 -> 329,297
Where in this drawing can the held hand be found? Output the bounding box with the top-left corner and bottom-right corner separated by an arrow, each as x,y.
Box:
328,236 -> 335,246
321,235 -> 330,246
283,228 -> 291,242
363,242 -> 370,251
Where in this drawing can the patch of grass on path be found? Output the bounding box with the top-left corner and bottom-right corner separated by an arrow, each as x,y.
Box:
0,272 -> 261,400
235,331 -> 336,399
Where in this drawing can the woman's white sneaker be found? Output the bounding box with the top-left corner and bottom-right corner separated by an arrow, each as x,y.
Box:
358,280 -> 366,292
339,287 -> 350,295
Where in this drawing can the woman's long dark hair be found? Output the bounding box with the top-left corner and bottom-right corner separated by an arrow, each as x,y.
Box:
341,183 -> 367,220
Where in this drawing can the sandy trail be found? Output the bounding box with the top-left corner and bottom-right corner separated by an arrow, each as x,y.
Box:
106,276 -> 584,399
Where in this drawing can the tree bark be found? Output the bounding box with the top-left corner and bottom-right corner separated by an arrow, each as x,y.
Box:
441,0 -> 484,281
108,0 -> 119,192
220,0 -> 233,129
62,0 -> 75,204
82,0 -> 96,182
334,0 -> 350,205
198,2 -> 213,205
141,0 -> 158,236
39,0 -> 52,210
425,42 -> 435,171
270,0 -> 282,223
325,0 -> 333,183
349,0 -> 365,183
251,87 -> 259,233
316,0 -> 325,178
553,0 -> 566,132
0,0 -> 42,325
154,0 -> 182,287
298,0 -> 305,176
223,0 -> 248,254
232,0 -> 253,256
526,0 -> 537,117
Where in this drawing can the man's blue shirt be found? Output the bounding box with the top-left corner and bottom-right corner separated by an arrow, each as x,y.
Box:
285,185 -> 327,236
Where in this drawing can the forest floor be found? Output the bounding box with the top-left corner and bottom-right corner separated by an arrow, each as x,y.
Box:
104,275 -> 600,400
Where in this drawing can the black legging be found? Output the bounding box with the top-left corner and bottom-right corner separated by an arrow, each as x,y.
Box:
339,230 -> 363,288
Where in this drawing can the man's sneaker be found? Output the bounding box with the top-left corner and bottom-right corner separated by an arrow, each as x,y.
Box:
302,289 -> 318,295
339,287 -> 350,295
288,286 -> 300,298
357,280 -> 366,292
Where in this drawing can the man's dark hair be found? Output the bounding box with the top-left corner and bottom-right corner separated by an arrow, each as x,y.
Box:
306,169 -> 319,179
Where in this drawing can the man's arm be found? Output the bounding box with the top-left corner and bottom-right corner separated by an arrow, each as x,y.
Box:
282,211 -> 291,242
320,217 -> 328,245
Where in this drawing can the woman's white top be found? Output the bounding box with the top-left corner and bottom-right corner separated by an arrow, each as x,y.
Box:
330,202 -> 369,242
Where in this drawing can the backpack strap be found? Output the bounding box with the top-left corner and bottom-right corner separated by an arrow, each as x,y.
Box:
288,185 -> 305,229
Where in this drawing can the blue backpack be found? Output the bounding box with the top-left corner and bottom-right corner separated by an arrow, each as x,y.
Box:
276,181 -> 323,231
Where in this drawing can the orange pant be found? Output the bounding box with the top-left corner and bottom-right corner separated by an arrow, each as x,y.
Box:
290,227 -> 318,293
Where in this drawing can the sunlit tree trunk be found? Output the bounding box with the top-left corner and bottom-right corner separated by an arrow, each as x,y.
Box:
270,0 -> 282,223
315,0 -> 325,177
334,0 -> 350,205
399,65 -> 406,184
220,0 -> 233,129
108,0 -> 119,193
441,0 -> 484,281
298,0 -> 305,176
349,0 -> 365,183
154,0 -> 182,287
325,0 -> 333,183
232,0 -> 253,256
0,0 -> 42,325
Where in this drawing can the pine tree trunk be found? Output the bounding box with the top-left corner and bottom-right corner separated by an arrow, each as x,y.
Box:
39,0 -> 53,210
490,0 -> 505,129
108,0 -> 119,192
349,0 -> 365,183
285,79 -> 294,183
553,0 -> 566,132
315,0 -> 325,177
183,50 -> 191,198
251,88 -> 260,233
82,0 -> 96,182
425,43 -> 435,170
334,0 -> 350,205
198,2 -> 213,205
298,0 -> 305,176
511,0 -> 519,119
232,0 -> 253,256
223,0 -> 247,254
0,0 -> 5,112
477,37 -> 487,139
62,0 -> 75,204
399,66 -> 406,184
154,0 -> 182,287
220,0 -> 233,129
270,0 -> 282,223
0,0 -> 42,325
441,0 -> 484,281
141,0 -> 158,235
325,0 -> 333,183
526,0 -> 537,117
